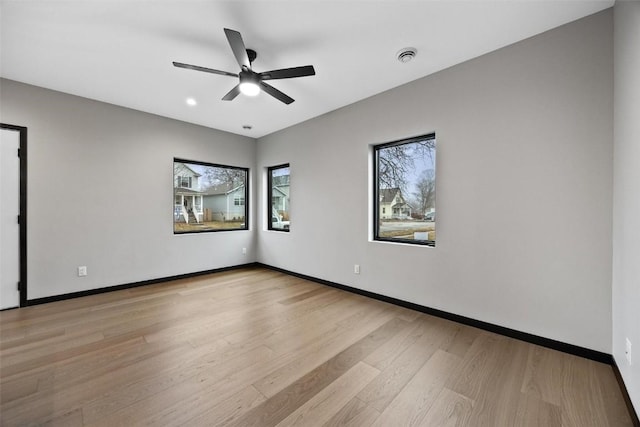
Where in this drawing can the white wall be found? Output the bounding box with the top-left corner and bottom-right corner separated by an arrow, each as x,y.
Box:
613,0 -> 640,411
257,10 -> 614,353
0,79 -> 256,299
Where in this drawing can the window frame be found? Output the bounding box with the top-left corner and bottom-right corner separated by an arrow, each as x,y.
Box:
267,163 -> 290,232
178,176 -> 192,188
173,157 -> 249,235
373,133 -> 436,247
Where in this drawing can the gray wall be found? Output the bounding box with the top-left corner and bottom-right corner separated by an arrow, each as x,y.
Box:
613,0 -> 640,411
0,79 -> 256,299
0,7 -> 624,364
257,10 -> 614,353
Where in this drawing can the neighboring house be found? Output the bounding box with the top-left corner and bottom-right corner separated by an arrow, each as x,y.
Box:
202,182 -> 246,221
271,184 -> 289,215
174,162 -> 203,223
379,188 -> 412,219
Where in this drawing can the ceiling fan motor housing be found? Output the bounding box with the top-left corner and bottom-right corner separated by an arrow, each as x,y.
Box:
246,49 -> 257,64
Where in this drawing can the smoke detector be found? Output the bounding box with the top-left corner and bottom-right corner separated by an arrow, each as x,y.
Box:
397,47 -> 417,63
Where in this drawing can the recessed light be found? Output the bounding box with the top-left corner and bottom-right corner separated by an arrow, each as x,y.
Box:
397,47 -> 417,63
186,97 -> 197,106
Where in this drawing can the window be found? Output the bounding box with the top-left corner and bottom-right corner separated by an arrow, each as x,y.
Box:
268,164 -> 290,231
373,134 -> 436,246
178,176 -> 192,188
173,158 -> 248,234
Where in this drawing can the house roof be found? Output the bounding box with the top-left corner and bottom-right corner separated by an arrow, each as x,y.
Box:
174,187 -> 202,195
380,188 -> 401,204
203,182 -> 245,196
175,162 -> 202,178
272,185 -> 289,198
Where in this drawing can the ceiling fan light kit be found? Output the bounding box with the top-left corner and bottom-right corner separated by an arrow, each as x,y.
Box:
239,72 -> 260,96
173,28 -> 316,105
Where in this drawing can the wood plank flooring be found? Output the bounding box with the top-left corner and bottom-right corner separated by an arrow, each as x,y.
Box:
0,267 -> 633,426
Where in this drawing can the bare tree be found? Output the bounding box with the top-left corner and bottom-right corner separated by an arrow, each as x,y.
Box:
377,144 -> 413,191
413,169 -> 436,215
203,166 -> 246,188
377,139 -> 435,193
272,173 -> 289,186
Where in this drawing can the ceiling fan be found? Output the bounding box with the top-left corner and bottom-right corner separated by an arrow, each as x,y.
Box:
173,28 -> 316,105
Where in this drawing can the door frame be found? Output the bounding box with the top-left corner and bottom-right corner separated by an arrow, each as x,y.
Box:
1,123 -> 27,307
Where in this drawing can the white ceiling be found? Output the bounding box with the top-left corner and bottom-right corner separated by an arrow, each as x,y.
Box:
1,0 -> 613,138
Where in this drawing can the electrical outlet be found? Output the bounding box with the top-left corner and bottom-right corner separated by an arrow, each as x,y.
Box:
354,264 -> 360,274
242,247 -> 247,255
78,266 -> 87,277
626,338 -> 632,365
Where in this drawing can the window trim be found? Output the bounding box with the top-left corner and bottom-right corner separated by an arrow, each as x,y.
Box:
267,163 -> 290,232
173,157 -> 249,234
373,133 -> 436,247
178,176 -> 192,188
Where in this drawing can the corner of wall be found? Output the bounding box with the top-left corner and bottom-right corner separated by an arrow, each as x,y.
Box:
612,0 -> 640,415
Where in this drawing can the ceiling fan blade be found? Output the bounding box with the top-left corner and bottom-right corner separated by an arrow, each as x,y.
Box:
259,81 -> 294,105
224,28 -> 250,69
222,84 -> 241,101
260,65 -> 316,80
173,62 -> 238,77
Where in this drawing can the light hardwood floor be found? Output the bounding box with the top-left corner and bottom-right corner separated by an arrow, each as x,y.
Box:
0,267 -> 633,426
